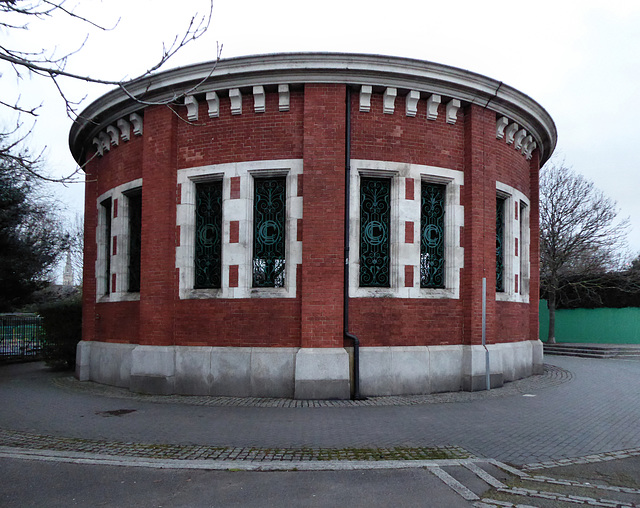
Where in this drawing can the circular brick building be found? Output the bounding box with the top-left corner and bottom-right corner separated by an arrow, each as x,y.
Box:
71,53 -> 556,398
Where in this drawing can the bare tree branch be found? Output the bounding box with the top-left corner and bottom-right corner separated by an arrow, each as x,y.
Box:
0,0 -> 216,182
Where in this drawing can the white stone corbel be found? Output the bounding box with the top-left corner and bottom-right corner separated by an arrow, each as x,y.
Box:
185,95 -> 199,122
98,131 -> 111,152
106,126 -> 120,147
383,87 -> 397,114
496,116 -> 509,139
253,86 -> 265,113
278,84 -> 290,111
116,119 -> 131,142
520,135 -> 533,155
426,94 -> 441,120
405,90 -> 420,117
92,137 -> 104,157
229,88 -> 242,115
525,141 -> 537,160
504,122 -> 519,145
446,99 -> 461,124
360,85 -> 372,112
206,91 -> 219,118
514,128 -> 527,150
130,113 -> 143,136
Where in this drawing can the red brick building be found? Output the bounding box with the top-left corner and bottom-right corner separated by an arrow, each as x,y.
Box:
71,53 -> 556,398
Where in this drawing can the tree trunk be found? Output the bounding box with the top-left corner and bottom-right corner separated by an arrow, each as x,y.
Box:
547,289 -> 557,344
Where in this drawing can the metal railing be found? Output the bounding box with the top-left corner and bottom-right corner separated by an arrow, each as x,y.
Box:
0,314 -> 45,361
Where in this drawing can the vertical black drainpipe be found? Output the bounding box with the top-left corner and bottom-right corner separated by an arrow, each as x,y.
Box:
344,85 -> 363,401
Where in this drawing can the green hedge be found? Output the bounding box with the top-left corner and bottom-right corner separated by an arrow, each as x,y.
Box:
39,298 -> 82,369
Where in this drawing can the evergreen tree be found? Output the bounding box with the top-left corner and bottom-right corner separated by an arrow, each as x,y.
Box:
0,137 -> 66,311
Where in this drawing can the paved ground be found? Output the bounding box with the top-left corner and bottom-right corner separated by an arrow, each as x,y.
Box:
1,355 -> 640,507
1,356 -> 639,464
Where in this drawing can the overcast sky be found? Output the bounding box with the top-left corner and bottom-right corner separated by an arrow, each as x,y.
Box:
4,0 -> 640,257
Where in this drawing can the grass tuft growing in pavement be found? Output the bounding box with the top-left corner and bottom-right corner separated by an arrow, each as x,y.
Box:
0,429 -> 471,462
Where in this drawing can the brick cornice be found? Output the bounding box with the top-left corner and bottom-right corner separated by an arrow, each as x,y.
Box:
70,53 -> 556,167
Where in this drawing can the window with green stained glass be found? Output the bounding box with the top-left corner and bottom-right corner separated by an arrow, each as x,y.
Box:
253,177 -> 286,288
359,177 -> 391,287
101,198 -> 112,295
126,190 -> 142,292
194,181 -> 223,289
496,196 -> 505,292
420,182 -> 445,288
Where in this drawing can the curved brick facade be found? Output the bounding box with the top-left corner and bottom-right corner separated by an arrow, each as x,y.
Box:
71,53 -> 556,398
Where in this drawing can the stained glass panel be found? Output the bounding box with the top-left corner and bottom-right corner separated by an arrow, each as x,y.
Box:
127,191 -> 142,292
101,198 -> 112,295
253,177 -> 286,288
195,181 -> 223,289
360,177 -> 391,287
496,196 -> 505,292
420,183 -> 445,288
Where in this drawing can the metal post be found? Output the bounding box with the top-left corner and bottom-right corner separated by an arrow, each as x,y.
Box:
482,277 -> 490,390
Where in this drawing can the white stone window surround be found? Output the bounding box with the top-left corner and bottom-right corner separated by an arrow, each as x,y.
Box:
496,181 -> 530,303
95,178 -> 143,303
176,159 -> 303,300
349,160 -> 464,299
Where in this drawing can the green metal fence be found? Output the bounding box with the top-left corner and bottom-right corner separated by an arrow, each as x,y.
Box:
539,300 -> 640,344
0,314 -> 45,361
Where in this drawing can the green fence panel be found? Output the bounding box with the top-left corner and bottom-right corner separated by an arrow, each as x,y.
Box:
539,300 -> 640,344
0,314 -> 45,360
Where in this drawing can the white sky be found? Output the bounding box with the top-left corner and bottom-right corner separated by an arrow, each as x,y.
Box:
3,0 -> 640,257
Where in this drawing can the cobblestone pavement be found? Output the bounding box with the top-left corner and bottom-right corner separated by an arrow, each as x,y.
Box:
0,427 -> 471,462
49,362 -> 573,408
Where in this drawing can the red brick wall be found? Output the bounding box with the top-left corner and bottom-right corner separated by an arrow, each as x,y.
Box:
300,84 -> 346,348
461,105 -> 497,345
493,132 -> 531,195
91,135 -> 144,197
82,164 -> 97,342
95,301 -> 140,343
351,93 -> 465,170
138,106 -> 178,346
176,90 -> 304,168
82,134 -> 143,343
174,299 -> 301,347
495,301 -> 530,341
82,87 -> 540,349
528,150 -> 541,342
492,117 -> 539,344
350,299 -> 464,346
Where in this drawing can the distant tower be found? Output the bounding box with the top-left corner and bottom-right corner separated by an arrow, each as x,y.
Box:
63,252 -> 74,286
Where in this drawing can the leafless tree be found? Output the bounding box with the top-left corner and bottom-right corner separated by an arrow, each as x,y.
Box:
540,157 -> 630,343
1,0 -> 217,182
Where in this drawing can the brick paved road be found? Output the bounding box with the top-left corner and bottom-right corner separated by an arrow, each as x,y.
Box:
1,356 -> 640,465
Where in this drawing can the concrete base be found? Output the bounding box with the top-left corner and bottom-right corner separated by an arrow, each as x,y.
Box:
294,348 -> 350,399
75,340 -> 544,398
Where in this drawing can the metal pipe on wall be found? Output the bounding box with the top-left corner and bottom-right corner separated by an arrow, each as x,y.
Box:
482,277 -> 491,390
344,85 -> 363,400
